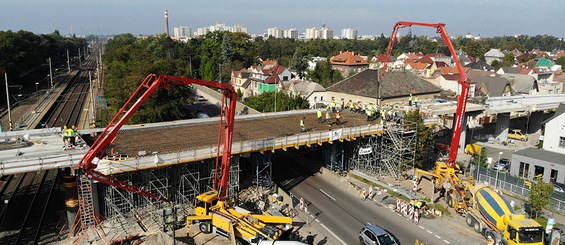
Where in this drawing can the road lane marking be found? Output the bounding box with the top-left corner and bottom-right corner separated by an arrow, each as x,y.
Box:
444,240 -> 450,244
320,223 -> 347,245
315,219 -> 320,223
367,222 -> 371,225
435,235 -> 441,239
319,189 -> 336,201
310,214 -> 315,219
418,225 -> 425,229
427,230 -> 433,234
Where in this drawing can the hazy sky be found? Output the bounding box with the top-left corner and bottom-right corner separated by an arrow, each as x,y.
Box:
1,0 -> 563,38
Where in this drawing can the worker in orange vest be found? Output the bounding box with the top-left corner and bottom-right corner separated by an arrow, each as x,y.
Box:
335,111 -> 341,125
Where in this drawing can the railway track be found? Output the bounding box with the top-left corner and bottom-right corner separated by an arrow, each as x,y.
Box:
0,53 -> 99,243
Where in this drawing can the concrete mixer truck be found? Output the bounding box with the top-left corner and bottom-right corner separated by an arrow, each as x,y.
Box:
465,184 -> 544,245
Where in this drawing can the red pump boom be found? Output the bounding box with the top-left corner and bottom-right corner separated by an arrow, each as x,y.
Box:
79,74 -> 237,201
382,21 -> 469,168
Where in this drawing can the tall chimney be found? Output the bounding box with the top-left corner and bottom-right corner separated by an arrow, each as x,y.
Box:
164,10 -> 169,36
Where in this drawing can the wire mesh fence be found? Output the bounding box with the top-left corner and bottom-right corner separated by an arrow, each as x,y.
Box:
474,166 -> 565,212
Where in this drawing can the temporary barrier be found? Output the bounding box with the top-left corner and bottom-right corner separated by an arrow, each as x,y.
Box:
361,188 -> 367,199
300,197 -> 304,210
414,209 -> 420,224
396,199 -> 401,212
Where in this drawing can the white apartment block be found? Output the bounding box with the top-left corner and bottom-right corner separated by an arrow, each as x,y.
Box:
319,28 -> 333,39
194,23 -> 248,37
173,26 -> 191,38
341,28 -> 358,39
305,27 -> 319,39
283,29 -> 298,39
267,27 -> 283,38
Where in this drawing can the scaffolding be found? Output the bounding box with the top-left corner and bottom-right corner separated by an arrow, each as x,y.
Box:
349,137 -> 380,174
97,158 -> 240,223
348,122 -> 417,180
379,123 -> 417,180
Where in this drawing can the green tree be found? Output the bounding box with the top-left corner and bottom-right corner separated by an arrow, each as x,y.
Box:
243,92 -> 309,112
528,176 -> 554,218
501,53 -> 515,67
290,47 -> 309,79
473,148 -> 488,168
405,109 -> 434,167
556,56 -> 565,67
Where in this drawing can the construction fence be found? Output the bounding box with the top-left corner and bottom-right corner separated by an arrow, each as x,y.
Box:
473,166 -> 565,213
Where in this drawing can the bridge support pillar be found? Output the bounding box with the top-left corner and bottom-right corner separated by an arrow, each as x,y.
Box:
495,112 -> 510,142
457,113 -> 468,154
527,111 -> 543,134
63,168 -> 79,236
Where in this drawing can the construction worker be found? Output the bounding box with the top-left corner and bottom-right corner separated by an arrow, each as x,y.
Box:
325,111 -> 331,126
62,125 -> 70,146
70,125 -> 78,146
317,110 -> 323,124
66,126 -> 76,146
408,94 -> 413,106
331,100 -> 336,112
335,111 -> 341,125
300,117 -> 305,132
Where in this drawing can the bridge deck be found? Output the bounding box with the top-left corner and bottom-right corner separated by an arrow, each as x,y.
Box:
113,110 -> 372,156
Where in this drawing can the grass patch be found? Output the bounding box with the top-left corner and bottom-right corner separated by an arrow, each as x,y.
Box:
534,216 -> 548,228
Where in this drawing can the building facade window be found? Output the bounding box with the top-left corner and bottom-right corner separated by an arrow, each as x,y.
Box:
559,136 -> 565,148
551,169 -> 558,183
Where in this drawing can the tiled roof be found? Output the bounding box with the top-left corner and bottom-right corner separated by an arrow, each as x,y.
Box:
437,66 -> 470,75
485,48 -> 505,58
326,69 -> 441,99
536,58 -> 554,67
473,75 -> 511,96
441,74 -> 461,81
467,69 -> 496,79
465,60 -> 494,71
330,51 -> 369,66
499,67 -> 522,74
398,52 -> 424,60
373,55 -> 396,62
519,68 -> 533,75
404,60 -> 429,70
261,60 -> 278,66
501,74 -> 537,94
434,61 -> 449,68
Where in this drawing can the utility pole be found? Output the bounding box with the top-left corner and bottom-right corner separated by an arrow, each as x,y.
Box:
67,49 -> 71,72
4,73 -> 12,131
78,47 -> 82,68
89,71 -> 95,127
48,57 -> 53,89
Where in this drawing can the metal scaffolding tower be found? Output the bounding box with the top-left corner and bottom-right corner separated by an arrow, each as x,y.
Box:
379,123 -> 417,180
348,122 -> 417,180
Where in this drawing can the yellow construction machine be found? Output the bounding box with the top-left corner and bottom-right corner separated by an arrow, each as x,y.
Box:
186,190 -> 293,245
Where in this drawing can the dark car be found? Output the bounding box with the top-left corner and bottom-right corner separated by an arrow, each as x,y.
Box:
359,225 -> 399,245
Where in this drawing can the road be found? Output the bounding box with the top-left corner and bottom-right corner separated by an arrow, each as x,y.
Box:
273,149 -> 485,245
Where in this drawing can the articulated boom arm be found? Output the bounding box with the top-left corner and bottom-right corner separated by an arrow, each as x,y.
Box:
382,21 -> 469,168
79,74 -> 237,202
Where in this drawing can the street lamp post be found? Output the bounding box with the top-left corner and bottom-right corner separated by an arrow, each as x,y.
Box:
4,73 -> 12,131
494,151 -> 503,189
47,57 -> 53,89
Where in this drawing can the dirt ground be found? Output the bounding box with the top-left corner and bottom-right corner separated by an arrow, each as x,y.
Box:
113,110 -> 374,156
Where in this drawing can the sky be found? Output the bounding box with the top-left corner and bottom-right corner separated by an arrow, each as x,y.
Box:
1,0 -> 564,38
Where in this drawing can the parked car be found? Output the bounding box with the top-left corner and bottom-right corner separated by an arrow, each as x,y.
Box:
508,129 -> 528,142
359,225 -> 399,245
491,158 -> 510,171
554,182 -> 565,193
473,134 -> 495,144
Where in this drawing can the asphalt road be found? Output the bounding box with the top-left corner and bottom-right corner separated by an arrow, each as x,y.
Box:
273,149 -> 485,245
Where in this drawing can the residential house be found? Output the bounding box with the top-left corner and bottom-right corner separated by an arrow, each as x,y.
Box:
329,51 -> 369,77
496,66 -> 523,75
307,56 -> 327,71
435,73 -> 477,97
465,60 -> 494,71
500,74 -> 539,95
285,80 -> 326,108
370,55 -> 397,69
511,104 -> 565,183
484,48 -> 505,65
471,75 -> 512,97
230,69 -> 252,97
397,52 -> 423,62
510,48 -> 523,58
231,61 -> 292,98
404,60 -> 429,77
320,69 -> 441,106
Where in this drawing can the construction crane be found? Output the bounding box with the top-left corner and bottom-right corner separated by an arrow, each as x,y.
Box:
382,21 -> 469,167
78,74 -> 237,201
382,22 -> 544,245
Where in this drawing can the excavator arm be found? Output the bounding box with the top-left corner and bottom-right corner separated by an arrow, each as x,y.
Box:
79,74 -> 237,202
382,21 -> 470,168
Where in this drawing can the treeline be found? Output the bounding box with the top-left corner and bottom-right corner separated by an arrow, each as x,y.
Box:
0,30 -> 86,84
